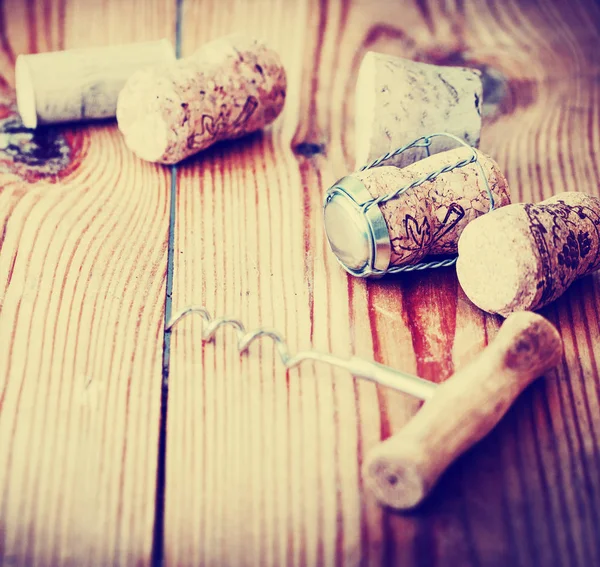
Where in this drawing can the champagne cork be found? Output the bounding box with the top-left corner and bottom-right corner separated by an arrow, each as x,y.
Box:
117,35 -> 287,164
16,39 -> 175,129
457,192 -> 600,316
323,146 -> 511,277
354,52 -> 482,169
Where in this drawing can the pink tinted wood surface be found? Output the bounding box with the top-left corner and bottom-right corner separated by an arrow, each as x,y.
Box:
0,1 -> 599,566
0,1 -> 175,565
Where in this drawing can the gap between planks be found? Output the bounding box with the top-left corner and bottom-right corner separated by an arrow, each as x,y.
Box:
153,1 -> 183,564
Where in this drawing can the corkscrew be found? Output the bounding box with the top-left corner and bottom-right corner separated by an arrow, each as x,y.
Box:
165,305 -> 437,400
166,307 -> 563,510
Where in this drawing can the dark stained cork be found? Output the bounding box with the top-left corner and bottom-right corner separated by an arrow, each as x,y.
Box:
457,192 -> 600,316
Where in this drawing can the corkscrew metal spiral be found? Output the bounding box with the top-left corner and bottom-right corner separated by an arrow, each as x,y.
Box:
166,306 -> 437,400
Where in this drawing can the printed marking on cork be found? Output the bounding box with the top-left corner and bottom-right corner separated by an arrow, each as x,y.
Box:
323,134 -> 511,277
457,192 -> 600,316
117,35 -> 287,164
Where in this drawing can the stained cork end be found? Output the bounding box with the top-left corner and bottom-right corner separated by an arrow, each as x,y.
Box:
457,192 -> 600,316
456,207 -> 540,316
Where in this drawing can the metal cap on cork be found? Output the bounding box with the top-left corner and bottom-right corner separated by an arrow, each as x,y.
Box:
323,176 -> 391,277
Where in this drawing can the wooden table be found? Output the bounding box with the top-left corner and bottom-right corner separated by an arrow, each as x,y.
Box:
0,0 -> 599,565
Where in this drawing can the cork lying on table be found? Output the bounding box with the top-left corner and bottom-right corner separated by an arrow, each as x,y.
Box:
456,192 -> 600,316
352,146 -> 511,268
16,39 -> 175,129
354,52 -> 482,169
117,35 -> 286,164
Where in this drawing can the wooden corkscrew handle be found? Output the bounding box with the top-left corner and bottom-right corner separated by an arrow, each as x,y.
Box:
363,311 -> 563,510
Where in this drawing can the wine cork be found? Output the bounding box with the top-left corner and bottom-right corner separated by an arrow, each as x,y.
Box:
354,52 -> 482,169
457,192 -> 600,316
117,35 -> 287,164
16,39 -> 175,129
323,147 -> 510,275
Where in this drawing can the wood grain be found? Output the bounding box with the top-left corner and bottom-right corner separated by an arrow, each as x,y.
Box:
0,0 -> 599,566
0,1 -> 176,565
165,0 -> 600,566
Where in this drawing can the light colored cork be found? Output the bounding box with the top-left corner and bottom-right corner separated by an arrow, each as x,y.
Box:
352,146 -> 511,268
363,311 -> 562,510
456,192 -> 600,316
354,52 -> 482,169
16,39 -> 175,129
117,35 -> 286,164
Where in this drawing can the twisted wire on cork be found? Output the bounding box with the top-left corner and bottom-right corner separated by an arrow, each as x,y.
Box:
359,132 -> 495,275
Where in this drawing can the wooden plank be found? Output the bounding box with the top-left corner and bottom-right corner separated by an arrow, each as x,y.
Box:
165,0 -> 600,565
0,1 -> 176,565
